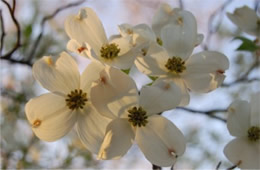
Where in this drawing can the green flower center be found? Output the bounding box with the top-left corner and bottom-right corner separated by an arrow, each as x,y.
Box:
165,57 -> 186,74
100,43 -> 120,60
65,89 -> 88,110
156,37 -> 163,46
247,126 -> 260,142
128,106 -> 148,127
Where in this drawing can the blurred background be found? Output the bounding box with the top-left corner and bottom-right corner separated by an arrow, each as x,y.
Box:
0,0 -> 259,169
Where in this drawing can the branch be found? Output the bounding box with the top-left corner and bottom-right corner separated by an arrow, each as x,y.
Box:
216,161 -> 222,170
26,0 -> 85,62
222,77 -> 260,87
178,0 -> 184,9
202,0 -> 234,50
0,0 -> 84,66
177,107 -> 227,122
222,56 -> 259,87
1,56 -> 32,66
0,9 -> 5,56
226,160 -> 242,170
1,0 -> 21,58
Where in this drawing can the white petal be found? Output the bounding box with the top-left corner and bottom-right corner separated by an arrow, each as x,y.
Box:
98,118 -> 135,160
227,100 -> 251,137
76,105 -> 111,154
67,39 -> 89,58
104,37 -> 136,69
135,42 -> 169,76
25,93 -> 77,141
136,115 -> 186,167
80,61 -> 105,93
250,92 -> 260,126
33,52 -> 80,94
118,23 -> 133,37
151,3 -> 179,36
133,24 -> 156,44
65,8 -> 107,55
172,78 -> 190,106
118,23 -> 156,47
161,24 -> 196,60
90,66 -> 138,119
105,50 -> 136,70
183,51 -> 229,93
227,6 -> 259,37
224,138 -> 260,169
139,78 -> 181,115
110,36 -> 132,55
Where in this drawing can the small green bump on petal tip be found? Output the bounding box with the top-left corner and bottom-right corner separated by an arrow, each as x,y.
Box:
100,43 -> 120,60
156,37 -> 163,46
141,48 -> 147,56
165,56 -> 186,74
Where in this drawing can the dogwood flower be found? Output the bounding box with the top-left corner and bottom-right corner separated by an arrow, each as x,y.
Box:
118,23 -> 156,47
227,6 -> 260,38
224,92 -> 260,169
152,3 -> 204,50
65,8 -> 136,69
90,66 -> 185,167
135,42 -> 229,106
25,52 -> 111,154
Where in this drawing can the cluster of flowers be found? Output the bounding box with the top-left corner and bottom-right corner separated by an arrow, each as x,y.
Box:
25,3 -> 259,168
225,6 -> 260,169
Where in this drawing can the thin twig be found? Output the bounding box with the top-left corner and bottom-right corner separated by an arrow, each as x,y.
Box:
227,164 -> 238,170
222,77 -> 260,87
0,10 -> 6,56
1,0 -> 21,58
222,57 -> 259,87
216,161 -> 222,170
26,0 -> 85,62
1,56 -> 32,66
203,0 -> 234,50
254,0 -> 260,11
227,160 -> 242,170
12,0 -> 16,12
177,107 -> 227,122
178,0 -> 184,9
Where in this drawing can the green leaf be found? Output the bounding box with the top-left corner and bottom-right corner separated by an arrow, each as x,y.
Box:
234,36 -> 259,52
23,24 -> 32,38
145,76 -> 158,86
121,68 -> 130,74
148,75 -> 158,81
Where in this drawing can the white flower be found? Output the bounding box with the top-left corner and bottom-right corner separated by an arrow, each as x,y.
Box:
89,66 -> 185,167
135,42 -> 229,106
65,8 -> 136,69
118,23 -> 156,47
25,52 -> 110,154
227,6 -> 260,38
152,3 -> 204,49
224,92 -> 260,169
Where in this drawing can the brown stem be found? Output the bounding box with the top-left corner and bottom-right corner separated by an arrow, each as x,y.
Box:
0,9 -> 5,56
1,0 -> 21,58
26,0 -> 85,62
177,107 -> 227,122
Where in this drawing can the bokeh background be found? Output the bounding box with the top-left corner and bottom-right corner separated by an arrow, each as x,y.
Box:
1,0 -> 259,169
